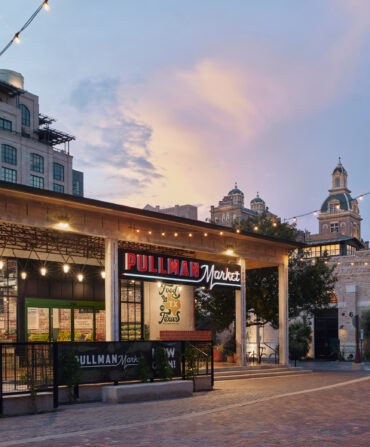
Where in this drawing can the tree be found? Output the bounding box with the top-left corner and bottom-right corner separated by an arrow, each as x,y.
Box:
289,319 -> 312,366
195,215 -> 337,331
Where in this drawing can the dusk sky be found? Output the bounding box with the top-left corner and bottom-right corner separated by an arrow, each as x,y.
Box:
1,1 -> 370,239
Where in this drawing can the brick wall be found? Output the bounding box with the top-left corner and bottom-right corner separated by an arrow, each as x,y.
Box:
160,330 -> 212,341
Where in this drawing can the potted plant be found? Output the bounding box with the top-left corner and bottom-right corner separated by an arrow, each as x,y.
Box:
213,344 -> 224,362
226,351 -> 234,363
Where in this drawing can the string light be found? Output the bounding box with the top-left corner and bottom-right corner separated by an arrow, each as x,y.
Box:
174,232 -> 178,237
157,281 -> 162,288
101,270 -> 106,279
188,233 -> 193,237
148,231 -> 152,235
77,273 -> 84,282
236,229 -> 240,233
226,248 -> 234,256
272,222 -> 277,227
20,271 -> 27,280
219,231 -> 223,236
284,192 -> 370,223
0,0 -> 51,57
0,260 -> 4,270
161,232 -> 166,236
62,264 -> 70,273
254,226 -> 259,231
204,233 -> 208,237
40,267 -> 47,276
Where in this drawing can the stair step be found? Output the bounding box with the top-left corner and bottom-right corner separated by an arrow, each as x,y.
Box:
214,370 -> 311,381
214,367 -> 295,376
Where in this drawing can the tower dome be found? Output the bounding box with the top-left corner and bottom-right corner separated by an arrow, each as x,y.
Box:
250,192 -> 266,214
228,182 -> 243,196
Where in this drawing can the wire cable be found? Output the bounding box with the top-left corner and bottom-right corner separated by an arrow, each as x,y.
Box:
0,1 -> 49,57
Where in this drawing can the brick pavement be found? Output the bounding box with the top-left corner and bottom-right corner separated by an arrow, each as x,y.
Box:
0,371 -> 369,447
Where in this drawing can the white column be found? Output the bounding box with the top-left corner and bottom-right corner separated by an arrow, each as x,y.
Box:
105,238 -> 119,341
278,256 -> 289,365
235,258 -> 246,366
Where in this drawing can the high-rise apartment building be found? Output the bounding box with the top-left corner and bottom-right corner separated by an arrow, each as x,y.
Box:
0,69 -> 83,195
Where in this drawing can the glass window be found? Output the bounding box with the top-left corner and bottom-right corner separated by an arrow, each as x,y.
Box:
18,104 -> 30,127
330,223 -> 339,233
0,117 -> 12,132
1,145 -> 17,165
30,153 -> 44,173
1,167 -> 17,183
53,183 -> 64,193
346,245 -> 356,256
53,163 -> 64,181
335,177 -> 340,187
0,259 -> 18,342
30,175 -> 44,189
120,280 -> 142,341
322,244 -> 340,256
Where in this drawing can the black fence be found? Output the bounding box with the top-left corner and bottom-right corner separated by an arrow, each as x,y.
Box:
0,340 -> 213,413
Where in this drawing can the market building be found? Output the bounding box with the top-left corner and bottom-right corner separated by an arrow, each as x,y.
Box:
0,180 -> 300,365
0,69 -> 84,197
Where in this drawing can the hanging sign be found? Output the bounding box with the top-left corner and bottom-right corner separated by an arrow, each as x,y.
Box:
119,250 -> 241,290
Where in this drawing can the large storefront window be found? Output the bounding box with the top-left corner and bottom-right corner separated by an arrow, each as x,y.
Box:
120,279 -> 143,341
26,299 -> 104,342
0,259 -> 17,341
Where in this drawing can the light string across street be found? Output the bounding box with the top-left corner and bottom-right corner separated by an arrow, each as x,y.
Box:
283,191 -> 370,223
0,0 -> 50,57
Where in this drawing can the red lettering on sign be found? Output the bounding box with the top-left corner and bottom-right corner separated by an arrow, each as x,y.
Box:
137,255 -> 148,272
149,255 -> 158,273
126,253 -> 136,270
180,260 -> 189,276
168,258 -> 179,275
190,262 -> 199,278
158,257 -> 167,274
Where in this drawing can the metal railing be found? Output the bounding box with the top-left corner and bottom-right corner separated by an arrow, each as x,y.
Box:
0,340 -> 213,413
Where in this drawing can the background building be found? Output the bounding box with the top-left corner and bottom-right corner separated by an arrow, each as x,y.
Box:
0,69 -> 83,196
210,183 -> 275,226
144,203 -> 197,220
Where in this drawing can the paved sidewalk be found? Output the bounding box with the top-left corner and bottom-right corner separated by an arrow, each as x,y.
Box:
0,371 -> 369,447
290,361 -> 370,371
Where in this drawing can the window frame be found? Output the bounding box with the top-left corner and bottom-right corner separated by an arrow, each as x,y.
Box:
1,144 -> 17,165
0,117 -> 12,132
1,167 -> 17,183
53,162 -> 64,182
30,174 -> 44,189
30,153 -> 44,174
18,104 -> 30,127
53,183 -> 64,193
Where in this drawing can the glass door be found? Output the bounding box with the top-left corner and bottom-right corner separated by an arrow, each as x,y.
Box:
27,307 -> 50,341
52,308 -> 72,341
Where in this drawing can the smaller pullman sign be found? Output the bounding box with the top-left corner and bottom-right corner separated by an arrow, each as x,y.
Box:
119,250 -> 241,290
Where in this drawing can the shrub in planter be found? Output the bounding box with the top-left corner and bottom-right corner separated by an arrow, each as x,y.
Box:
213,345 -> 224,362
60,350 -> 81,402
153,346 -> 173,380
136,356 -> 149,382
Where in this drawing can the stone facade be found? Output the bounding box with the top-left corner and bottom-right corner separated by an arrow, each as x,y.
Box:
0,69 -> 82,195
210,183 -> 275,227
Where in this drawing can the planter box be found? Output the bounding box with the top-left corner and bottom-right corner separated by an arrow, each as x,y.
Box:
3,392 -> 53,416
102,380 -> 193,404
193,375 -> 213,392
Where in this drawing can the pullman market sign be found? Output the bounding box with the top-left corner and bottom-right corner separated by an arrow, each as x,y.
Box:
119,250 -> 241,290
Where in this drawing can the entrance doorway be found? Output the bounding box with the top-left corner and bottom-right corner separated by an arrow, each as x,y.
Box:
25,298 -> 105,342
314,309 -> 339,359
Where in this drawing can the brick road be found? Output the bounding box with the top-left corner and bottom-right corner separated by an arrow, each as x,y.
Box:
0,371 -> 369,447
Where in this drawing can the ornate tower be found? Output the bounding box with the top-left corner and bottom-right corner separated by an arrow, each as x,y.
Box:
250,192 -> 266,214
318,159 -> 361,239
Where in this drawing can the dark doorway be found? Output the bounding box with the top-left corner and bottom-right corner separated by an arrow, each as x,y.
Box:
314,309 -> 339,360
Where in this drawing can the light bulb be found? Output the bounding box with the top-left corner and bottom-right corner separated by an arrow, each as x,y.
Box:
174,232 -> 178,237
204,233 -> 208,237
226,249 -> 234,256
219,231 -> 223,236
63,264 -> 70,273
179,286 -> 183,291
77,273 -> 84,282
254,226 -> 259,231
189,233 -> 193,237
161,232 -> 165,236
21,271 -> 27,280
14,33 -> 21,44
157,281 -> 162,288
101,271 -> 106,279
236,229 -> 240,233
40,267 -> 47,276
42,0 -> 50,10
0,260 -> 4,270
